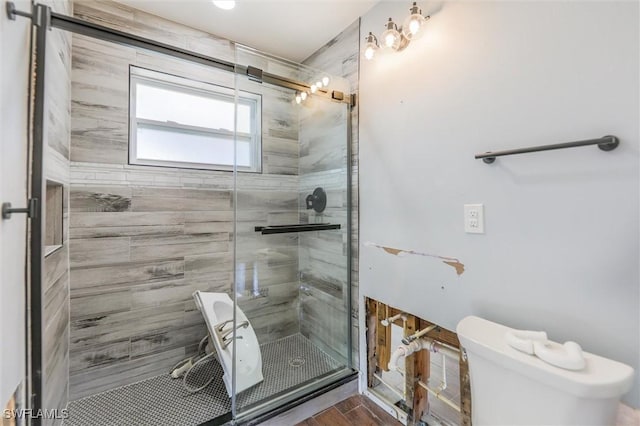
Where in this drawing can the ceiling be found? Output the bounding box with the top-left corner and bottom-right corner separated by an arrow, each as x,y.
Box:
113,0 -> 379,62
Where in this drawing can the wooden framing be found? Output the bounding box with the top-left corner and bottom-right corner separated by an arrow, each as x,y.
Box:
366,298 -> 378,387
404,315 -> 431,425
376,301 -> 392,372
365,297 -> 472,426
460,353 -> 473,426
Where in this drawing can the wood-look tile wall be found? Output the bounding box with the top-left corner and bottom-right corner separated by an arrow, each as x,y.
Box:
68,0 -> 303,399
300,20 -> 360,365
42,0 -> 72,421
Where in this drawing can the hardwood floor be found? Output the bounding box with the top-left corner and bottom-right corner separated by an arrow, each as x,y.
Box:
295,395 -> 402,426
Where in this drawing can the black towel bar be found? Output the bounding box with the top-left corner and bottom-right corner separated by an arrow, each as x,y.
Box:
475,135 -> 619,164
255,223 -> 341,235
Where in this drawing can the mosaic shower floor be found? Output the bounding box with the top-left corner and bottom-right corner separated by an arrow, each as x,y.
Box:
65,334 -> 343,426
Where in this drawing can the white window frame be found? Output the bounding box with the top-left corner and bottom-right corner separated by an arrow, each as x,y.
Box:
129,67 -> 262,172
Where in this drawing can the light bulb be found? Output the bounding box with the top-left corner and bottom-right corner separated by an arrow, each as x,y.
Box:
322,76 -> 330,86
364,45 -> 375,60
316,81 -> 323,88
295,95 -> 302,104
212,1 -> 235,10
300,92 -> 308,101
402,3 -> 429,40
310,84 -> 317,93
384,32 -> 397,47
409,17 -> 421,35
381,18 -> 403,50
362,32 -> 379,61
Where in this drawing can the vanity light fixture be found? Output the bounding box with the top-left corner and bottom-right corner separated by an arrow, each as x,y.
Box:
364,1 -> 430,59
212,1 -> 236,10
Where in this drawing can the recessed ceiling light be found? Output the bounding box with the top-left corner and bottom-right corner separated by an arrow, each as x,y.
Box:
212,1 -> 235,10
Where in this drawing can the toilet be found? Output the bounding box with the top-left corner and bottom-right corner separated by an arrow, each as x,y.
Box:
457,316 -> 634,426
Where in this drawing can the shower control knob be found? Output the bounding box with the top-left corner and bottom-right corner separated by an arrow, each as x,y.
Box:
305,187 -> 327,213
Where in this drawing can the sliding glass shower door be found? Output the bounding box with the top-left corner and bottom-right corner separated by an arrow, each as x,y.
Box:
28,4 -> 353,421
232,46 -> 353,421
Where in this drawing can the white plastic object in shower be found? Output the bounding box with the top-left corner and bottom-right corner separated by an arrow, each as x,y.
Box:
193,291 -> 264,396
505,330 -> 548,355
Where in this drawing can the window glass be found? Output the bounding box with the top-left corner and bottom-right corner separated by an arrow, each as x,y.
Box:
129,67 -> 261,171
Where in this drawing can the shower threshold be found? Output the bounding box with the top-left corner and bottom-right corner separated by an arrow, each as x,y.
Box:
65,334 -> 352,426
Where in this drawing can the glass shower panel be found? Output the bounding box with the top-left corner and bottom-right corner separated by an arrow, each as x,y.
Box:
66,32 -> 240,426
42,7 -> 352,425
298,92 -> 351,367
232,46 -> 352,421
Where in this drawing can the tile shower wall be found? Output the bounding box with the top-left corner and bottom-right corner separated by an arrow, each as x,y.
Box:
68,1 -> 301,399
300,20 -> 360,364
41,0 -> 72,420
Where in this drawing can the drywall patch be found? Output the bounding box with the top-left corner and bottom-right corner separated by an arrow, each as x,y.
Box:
365,242 -> 465,276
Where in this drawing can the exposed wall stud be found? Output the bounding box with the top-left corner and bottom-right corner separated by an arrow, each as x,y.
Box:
460,353 -> 473,426
413,318 -> 430,424
366,298 -> 379,387
376,302 -> 392,371
404,315 -> 417,422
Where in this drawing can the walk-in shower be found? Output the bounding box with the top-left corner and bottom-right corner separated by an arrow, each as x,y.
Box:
19,1 -> 354,424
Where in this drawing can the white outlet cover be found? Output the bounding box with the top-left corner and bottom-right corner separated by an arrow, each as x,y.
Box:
464,204 -> 484,234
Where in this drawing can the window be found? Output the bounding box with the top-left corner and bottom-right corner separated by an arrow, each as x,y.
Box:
129,67 -> 262,172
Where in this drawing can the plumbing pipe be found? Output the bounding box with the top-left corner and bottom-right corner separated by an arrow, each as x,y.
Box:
381,313 -> 404,327
388,336 -> 459,372
439,354 -> 447,392
388,345 -> 408,373
419,337 -> 460,360
418,380 -> 461,412
402,324 -> 437,345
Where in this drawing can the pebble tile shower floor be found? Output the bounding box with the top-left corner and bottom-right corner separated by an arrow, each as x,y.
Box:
65,334 -> 343,425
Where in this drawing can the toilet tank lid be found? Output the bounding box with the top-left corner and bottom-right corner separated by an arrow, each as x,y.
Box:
456,316 -> 635,399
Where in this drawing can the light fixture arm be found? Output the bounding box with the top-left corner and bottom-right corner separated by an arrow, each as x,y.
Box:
397,32 -> 410,51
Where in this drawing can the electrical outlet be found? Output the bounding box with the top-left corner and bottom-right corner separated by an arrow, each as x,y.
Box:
464,204 -> 484,234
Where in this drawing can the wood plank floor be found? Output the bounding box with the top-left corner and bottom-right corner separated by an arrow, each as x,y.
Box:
295,395 -> 402,426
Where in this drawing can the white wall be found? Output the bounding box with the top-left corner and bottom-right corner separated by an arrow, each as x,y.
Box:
358,1 -> 639,406
0,0 -> 31,406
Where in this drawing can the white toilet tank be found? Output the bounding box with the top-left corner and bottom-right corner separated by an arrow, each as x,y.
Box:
457,316 -> 634,426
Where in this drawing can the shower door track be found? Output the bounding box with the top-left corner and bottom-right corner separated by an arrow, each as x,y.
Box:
9,2 -> 354,104
13,2 -> 355,424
